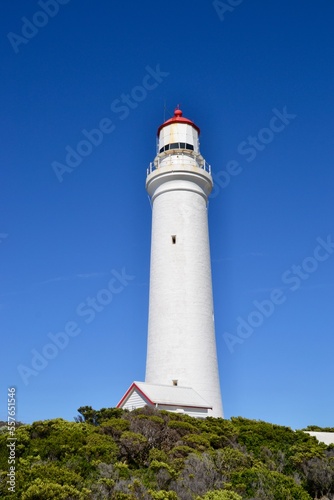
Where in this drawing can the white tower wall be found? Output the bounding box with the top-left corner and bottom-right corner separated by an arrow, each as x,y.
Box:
145,110 -> 223,417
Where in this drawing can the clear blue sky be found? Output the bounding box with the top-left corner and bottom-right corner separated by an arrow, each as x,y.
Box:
1,0 -> 333,429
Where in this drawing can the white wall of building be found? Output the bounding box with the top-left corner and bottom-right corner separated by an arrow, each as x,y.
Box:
305,431 -> 334,446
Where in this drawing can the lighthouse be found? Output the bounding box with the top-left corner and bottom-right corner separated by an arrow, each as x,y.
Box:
117,108 -> 223,418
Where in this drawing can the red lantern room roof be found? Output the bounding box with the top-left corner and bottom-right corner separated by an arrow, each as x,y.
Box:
157,107 -> 201,136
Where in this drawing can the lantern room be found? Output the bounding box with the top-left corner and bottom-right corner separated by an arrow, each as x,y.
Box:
157,108 -> 200,155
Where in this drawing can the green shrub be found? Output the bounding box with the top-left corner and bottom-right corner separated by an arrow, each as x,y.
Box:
168,421 -> 198,435
149,490 -> 179,499
21,478 -> 91,500
197,491 -> 242,500
231,467 -> 312,500
169,445 -> 195,458
183,434 -> 211,451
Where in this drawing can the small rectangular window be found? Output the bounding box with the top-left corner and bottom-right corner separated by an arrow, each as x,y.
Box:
171,235 -> 176,244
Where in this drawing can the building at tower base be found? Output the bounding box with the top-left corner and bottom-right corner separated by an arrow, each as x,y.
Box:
117,382 -> 212,418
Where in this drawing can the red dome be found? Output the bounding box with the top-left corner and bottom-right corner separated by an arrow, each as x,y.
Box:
157,107 -> 200,136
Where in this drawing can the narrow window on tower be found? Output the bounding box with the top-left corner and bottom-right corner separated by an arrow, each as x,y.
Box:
171,235 -> 176,244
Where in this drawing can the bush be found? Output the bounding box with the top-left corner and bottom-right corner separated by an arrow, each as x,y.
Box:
183,434 -> 211,451
168,421 -> 199,436
119,431 -> 149,465
149,490 -> 179,499
231,467 -> 312,500
22,478 -> 91,500
197,491 -> 242,500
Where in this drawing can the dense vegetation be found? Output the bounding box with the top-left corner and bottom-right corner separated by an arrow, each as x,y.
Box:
1,406 -> 333,499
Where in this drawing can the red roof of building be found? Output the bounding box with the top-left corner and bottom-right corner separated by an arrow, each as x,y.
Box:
157,107 -> 200,136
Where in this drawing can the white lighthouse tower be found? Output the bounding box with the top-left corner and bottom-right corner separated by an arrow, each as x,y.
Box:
117,108 -> 223,418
